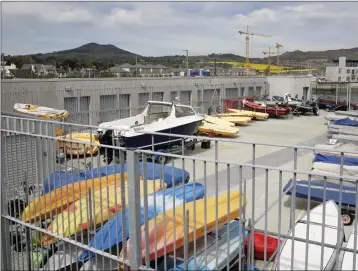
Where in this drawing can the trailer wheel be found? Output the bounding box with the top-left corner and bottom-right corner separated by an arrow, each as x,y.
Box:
342,213 -> 354,226
156,155 -> 168,165
189,142 -> 196,151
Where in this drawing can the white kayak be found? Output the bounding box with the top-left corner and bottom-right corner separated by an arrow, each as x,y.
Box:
276,200 -> 344,270
341,229 -> 358,270
14,103 -> 69,119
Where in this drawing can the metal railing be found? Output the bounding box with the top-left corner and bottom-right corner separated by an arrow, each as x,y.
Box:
1,115 -> 358,271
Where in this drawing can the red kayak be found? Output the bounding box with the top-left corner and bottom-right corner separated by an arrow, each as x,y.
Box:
243,100 -> 291,116
245,232 -> 281,260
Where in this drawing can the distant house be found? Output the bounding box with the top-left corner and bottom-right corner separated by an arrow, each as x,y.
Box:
57,67 -> 67,77
116,63 -> 170,77
107,65 -> 131,77
21,63 -> 58,76
170,68 -> 186,77
79,67 -> 99,78
1,63 -> 17,78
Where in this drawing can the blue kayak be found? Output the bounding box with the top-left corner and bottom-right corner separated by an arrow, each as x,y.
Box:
43,162 -> 190,193
283,179 -> 357,206
77,183 -> 205,263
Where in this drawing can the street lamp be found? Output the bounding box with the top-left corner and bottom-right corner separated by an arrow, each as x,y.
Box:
1,53 -> 5,79
183,50 -> 188,77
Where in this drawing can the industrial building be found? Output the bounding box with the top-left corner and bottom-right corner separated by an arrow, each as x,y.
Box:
2,76 -> 313,127
325,56 -> 358,82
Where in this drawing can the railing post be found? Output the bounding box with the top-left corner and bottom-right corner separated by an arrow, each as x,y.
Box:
1,132 -> 11,271
127,150 -> 142,270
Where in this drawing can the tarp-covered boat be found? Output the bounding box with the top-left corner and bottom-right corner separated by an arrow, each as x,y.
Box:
41,179 -> 163,246
14,103 -> 69,119
78,183 -> 205,264
43,162 -> 190,194
56,133 -> 100,156
311,153 -> 358,178
21,173 -> 130,222
331,118 -> 358,127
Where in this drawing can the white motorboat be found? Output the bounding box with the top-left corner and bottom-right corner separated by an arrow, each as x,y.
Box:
97,100 -> 204,149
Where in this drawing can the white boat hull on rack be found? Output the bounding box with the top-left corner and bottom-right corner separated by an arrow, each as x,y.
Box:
276,200 -> 344,270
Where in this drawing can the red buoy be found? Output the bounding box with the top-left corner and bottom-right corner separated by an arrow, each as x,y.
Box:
245,232 -> 281,260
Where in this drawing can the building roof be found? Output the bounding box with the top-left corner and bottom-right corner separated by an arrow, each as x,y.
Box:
118,63 -> 135,68
108,66 -> 130,73
171,68 -> 185,72
133,63 -> 146,68
155,64 -> 169,69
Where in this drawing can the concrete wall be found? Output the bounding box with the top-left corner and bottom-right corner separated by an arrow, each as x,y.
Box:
266,76 -> 314,100
1,77 -> 268,125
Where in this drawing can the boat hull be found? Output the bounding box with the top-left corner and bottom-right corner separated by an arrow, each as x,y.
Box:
122,120 -> 202,149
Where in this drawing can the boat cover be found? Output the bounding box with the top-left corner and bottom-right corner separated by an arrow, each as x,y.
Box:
313,153 -> 358,167
283,179 -> 356,206
77,183 -> 205,263
43,162 -> 190,193
331,118 -> 358,127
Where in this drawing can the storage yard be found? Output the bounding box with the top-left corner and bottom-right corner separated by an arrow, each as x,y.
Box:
2,76 -> 358,271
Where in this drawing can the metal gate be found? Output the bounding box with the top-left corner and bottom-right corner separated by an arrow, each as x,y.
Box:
64,97 -> 78,125
119,94 -> 131,118
1,115 -> 357,271
100,94 -> 118,123
152,92 -> 164,101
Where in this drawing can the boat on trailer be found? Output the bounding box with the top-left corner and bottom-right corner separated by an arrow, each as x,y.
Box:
97,101 -> 204,149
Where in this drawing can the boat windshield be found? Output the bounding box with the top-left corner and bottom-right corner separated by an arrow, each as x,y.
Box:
146,103 -> 172,123
175,106 -> 196,118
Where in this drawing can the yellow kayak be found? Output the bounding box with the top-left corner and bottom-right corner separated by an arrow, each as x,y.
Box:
218,116 -> 252,124
21,173 -> 129,223
204,115 -> 235,127
226,109 -> 269,119
198,121 -> 239,137
41,179 -> 164,246
14,103 -> 69,119
56,133 -> 100,156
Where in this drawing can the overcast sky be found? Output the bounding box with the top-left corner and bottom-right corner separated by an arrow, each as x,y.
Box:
2,1 -> 357,57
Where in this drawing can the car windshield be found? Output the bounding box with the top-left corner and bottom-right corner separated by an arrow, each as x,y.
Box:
175,106 -> 196,118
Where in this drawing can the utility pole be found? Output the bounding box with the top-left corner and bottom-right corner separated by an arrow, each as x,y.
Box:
214,58 -> 217,76
183,50 -> 188,77
135,56 -> 138,77
1,53 -> 5,79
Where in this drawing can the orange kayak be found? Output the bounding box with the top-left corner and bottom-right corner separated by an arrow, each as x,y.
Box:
123,190 -> 247,265
21,173 -> 130,223
41,179 -> 164,246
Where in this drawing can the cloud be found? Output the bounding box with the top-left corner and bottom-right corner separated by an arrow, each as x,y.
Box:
2,2 -> 358,57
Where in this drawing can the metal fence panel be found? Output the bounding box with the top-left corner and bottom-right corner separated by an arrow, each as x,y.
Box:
1,115 -> 357,271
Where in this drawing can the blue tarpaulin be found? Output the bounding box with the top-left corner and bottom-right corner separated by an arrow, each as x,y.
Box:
314,153 -> 358,167
331,118 -> 358,127
43,162 -> 190,193
283,179 -> 356,206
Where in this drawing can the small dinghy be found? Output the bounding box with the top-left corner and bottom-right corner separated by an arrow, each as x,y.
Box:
14,103 -> 69,119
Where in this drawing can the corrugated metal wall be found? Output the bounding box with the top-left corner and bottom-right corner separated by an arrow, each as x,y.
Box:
248,86 -> 254,97
203,88 -> 221,110
180,90 -> 191,105
3,134 -> 37,199
152,91 -> 164,101
100,94 -> 118,122
119,94 -> 131,118
225,88 -> 238,99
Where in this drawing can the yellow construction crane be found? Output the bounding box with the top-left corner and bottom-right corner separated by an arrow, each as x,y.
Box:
238,25 -> 272,67
263,46 -> 275,66
275,42 -> 283,66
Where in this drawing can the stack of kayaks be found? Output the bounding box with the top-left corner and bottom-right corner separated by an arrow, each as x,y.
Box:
21,173 -> 130,222
123,190 -> 247,265
14,103 -> 69,119
56,133 -> 100,156
197,115 -> 239,137
227,108 -> 269,119
217,115 -> 252,125
41,179 -> 164,246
